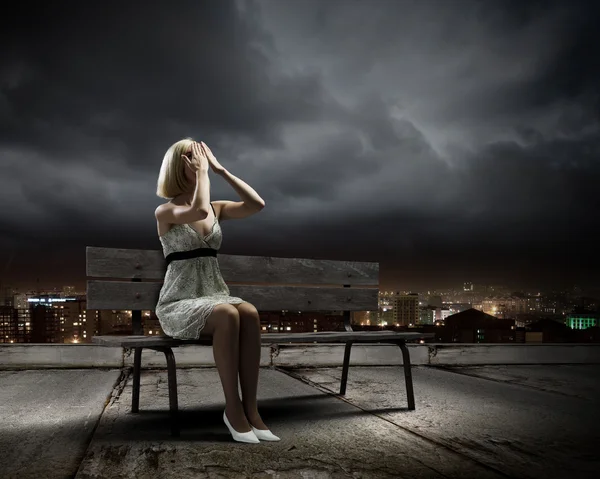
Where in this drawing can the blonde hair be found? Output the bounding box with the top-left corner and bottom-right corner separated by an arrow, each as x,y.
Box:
156,137 -> 195,199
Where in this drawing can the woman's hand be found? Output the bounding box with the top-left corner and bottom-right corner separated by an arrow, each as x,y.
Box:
182,141 -> 209,173
200,141 -> 226,174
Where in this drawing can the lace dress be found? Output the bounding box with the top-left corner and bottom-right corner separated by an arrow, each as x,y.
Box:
155,203 -> 245,339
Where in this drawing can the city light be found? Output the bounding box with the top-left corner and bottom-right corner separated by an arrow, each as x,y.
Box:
2,284 -> 597,345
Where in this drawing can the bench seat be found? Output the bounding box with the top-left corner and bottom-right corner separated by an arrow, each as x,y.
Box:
92,331 -> 433,348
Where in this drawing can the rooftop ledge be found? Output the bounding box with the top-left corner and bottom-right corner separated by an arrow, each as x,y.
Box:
2,344 -> 599,479
1,342 -> 599,369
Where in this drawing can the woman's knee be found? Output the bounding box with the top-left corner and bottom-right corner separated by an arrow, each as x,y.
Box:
215,304 -> 240,330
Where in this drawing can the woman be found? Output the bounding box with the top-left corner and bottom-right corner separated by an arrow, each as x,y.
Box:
154,138 -> 278,444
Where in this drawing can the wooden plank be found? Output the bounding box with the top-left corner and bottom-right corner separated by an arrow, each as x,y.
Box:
92,332 -> 434,348
86,246 -> 379,285
86,280 -> 378,311
92,335 -> 209,348
259,332 -> 435,343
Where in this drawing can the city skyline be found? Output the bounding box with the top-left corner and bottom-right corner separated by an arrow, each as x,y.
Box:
2,0 -> 600,291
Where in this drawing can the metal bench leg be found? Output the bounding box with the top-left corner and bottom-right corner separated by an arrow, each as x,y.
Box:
340,341 -> 354,395
397,341 -> 415,410
132,347 -> 143,413
162,347 -> 180,437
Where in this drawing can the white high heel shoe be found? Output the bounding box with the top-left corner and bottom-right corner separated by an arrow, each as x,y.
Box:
223,410 -> 260,443
251,425 -> 281,441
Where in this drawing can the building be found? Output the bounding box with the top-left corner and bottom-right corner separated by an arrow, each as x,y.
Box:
441,308 -> 515,343
1,294 -> 96,344
419,305 -> 436,325
566,313 -> 599,330
393,293 -> 419,327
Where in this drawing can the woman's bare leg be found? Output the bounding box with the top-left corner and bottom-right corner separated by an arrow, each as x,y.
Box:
200,304 -> 251,432
236,304 -> 269,429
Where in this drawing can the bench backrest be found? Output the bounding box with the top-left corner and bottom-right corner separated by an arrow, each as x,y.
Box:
86,246 -> 379,317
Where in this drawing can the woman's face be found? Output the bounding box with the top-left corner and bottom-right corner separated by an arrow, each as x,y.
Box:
183,145 -> 196,185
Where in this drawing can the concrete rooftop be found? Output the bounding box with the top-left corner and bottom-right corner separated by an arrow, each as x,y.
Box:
1,343 -> 599,479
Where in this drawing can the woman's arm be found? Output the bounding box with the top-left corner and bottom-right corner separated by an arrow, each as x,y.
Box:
218,168 -> 265,209
191,168 -> 211,212
200,141 -> 265,208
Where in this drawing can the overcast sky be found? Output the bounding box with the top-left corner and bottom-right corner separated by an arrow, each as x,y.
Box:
1,0 -> 599,293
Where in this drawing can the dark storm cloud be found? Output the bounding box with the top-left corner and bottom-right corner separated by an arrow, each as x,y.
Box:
0,0 -> 325,160
247,1 -> 600,252
1,0 -> 599,289
0,0 -> 330,246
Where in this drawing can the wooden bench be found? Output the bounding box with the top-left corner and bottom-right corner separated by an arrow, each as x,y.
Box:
87,246 -> 434,436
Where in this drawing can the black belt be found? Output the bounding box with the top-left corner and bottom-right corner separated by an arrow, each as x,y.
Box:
165,247 -> 217,266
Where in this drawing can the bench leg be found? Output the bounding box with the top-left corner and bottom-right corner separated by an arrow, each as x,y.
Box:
161,347 -> 180,437
397,341 -> 415,410
339,341 -> 353,395
132,347 -> 143,413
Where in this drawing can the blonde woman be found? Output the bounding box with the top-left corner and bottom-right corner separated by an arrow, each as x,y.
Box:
155,138 -> 278,443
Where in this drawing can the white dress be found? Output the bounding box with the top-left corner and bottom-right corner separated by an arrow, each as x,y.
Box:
155,204 -> 245,339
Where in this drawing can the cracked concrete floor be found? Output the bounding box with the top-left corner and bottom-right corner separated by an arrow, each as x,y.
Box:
74,367 -> 507,479
3,365 -> 597,478
294,364 -> 600,479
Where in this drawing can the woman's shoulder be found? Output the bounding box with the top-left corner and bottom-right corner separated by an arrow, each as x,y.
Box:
156,199 -> 216,214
